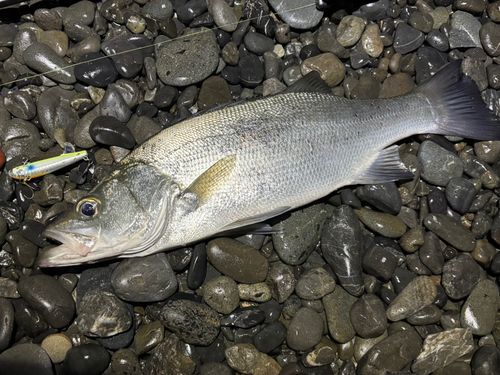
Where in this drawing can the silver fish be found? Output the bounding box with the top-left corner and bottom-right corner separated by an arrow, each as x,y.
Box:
39,60 -> 499,267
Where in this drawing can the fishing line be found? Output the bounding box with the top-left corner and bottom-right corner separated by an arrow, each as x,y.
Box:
0,2 -> 319,88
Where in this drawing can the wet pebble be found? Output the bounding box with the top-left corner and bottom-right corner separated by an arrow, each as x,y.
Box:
89,116 -> 136,148
40,333 -> 72,363
445,177 -> 476,214
355,208 -> 407,238
225,343 -> 281,375
111,253 -> 177,303
23,42 -> 75,84
143,334 -> 196,375
207,238 -> 268,283
203,276 -> 239,314
130,320 -> 164,355
4,91 -> 36,120
106,348 -> 141,375
100,87 -> 131,123
0,297 -> 14,352
126,115 -> 161,145
418,140 -> 464,186
356,182 -> 402,214
17,274 -> 75,329
77,288 -> 132,337
460,279 -> 499,335
442,254 -> 481,299
0,343 -> 53,375
160,299 -> 220,346
471,344 -> 500,375
394,23 -> 425,54
301,53 -> 346,87
349,294 -> 387,339
238,282 -> 271,302
266,261 -> 295,303
323,286 -> 357,343
362,244 -> 398,281
268,0 -> 323,29
386,276 -> 437,321
423,213 -> 476,252
64,344 -> 111,375
286,307 -> 324,351
295,267 -> 336,300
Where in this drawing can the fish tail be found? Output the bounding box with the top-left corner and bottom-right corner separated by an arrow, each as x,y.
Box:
415,59 -> 500,140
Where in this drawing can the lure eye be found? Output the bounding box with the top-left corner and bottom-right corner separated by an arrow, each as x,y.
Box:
77,198 -> 100,217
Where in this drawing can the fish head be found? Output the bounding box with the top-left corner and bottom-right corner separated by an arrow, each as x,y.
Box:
39,164 -> 175,267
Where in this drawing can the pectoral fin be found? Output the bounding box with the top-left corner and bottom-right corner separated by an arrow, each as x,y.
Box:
353,145 -> 414,184
185,155 -> 237,207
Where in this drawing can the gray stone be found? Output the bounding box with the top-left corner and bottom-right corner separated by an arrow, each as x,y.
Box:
23,42 -> 75,84
268,0 -> 323,29
418,140 -> 463,186
286,307 -> 324,351
460,280 -> 499,335
323,286 -> 357,343
386,276 -> 437,321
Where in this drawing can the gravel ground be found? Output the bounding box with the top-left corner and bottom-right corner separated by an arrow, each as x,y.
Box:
1,0 -> 500,374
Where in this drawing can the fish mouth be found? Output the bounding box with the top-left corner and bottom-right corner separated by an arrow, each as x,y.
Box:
38,228 -> 100,267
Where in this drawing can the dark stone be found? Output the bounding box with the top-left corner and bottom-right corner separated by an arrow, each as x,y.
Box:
471,345 -> 500,375
394,23 -> 424,54
0,297 -> 14,352
196,337 -> 226,364
442,254 -> 481,299
238,55 -> 265,87
76,266 -> 113,307
63,344 -> 111,375
0,343 -> 53,375
74,52 -> 118,87
445,177 -> 476,214
362,244 -> 398,281
349,294 -> 387,339
89,116 -> 136,149
355,182 -> 402,214
187,243 -> 207,290
253,321 -> 286,353
220,306 -> 266,328
20,220 -> 50,247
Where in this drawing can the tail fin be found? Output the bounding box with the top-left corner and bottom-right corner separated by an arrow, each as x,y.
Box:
415,59 -> 500,140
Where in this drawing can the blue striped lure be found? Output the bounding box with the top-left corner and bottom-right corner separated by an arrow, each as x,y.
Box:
8,146 -> 88,180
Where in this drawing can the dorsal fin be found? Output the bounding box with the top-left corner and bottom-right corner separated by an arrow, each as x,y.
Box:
282,71 -> 332,94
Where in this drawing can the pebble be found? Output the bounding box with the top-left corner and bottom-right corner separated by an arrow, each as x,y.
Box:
356,182 -> 402,214
356,208 -> 407,238
106,349 -> 141,375
450,11 -> 482,48
286,307 -> 324,351
4,91 -> 36,120
268,0 -> 323,29
17,274 -> 75,329
126,115 -> 161,145
442,254 -> 481,299
471,345 -> 500,375
23,42 -> 75,84
156,28 -> 219,86
238,55 -> 265,87
337,16 -> 365,48
160,299 -> 220,346
187,243 -> 207,290
196,337 -> 226,364
394,23 -> 425,54
100,87 -> 131,123
130,320 -> 164,355
480,22 -> 500,57
357,331 -> 422,375
203,276 -> 240,314
460,280 -> 499,335
244,32 -> 274,55
266,261 -> 295,303
445,177 -> 476,214
1,118 -> 41,162
238,282 -> 271,303
418,140 -> 464,186
197,76 -> 232,111
89,116 -> 136,148
0,343 -> 53,375
6,230 -> 38,267
77,288 -> 132,337
207,238 -> 268,283
101,38 -> 142,79
411,328 -> 474,374
40,334 -> 72,363
225,343 -> 281,375
111,253 -> 178,303
362,244 -> 398,281
272,203 -> 329,265
387,276 -> 437,321
420,232 -> 445,274
220,306 -> 265,329
253,321 -> 287,353
0,297 -> 14,352
323,286 -> 357,344
295,267 -> 336,300
143,334 -> 196,375
301,53 -> 346,87
349,294 -> 387,339
423,213 -> 476,252
64,344 -> 111,375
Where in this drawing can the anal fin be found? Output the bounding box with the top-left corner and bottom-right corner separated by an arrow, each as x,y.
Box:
353,145 -> 414,184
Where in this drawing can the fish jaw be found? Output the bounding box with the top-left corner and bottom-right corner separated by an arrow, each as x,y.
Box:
38,228 -> 101,267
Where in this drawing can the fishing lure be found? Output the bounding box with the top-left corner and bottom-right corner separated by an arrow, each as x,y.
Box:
8,144 -> 88,180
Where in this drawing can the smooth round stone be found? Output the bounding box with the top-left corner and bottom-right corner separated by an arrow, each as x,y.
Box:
268,0 -> 322,29
160,299 -> 220,346
238,282 -> 271,303
244,32 -> 274,55
394,23 -> 424,54
203,276 -> 239,314
157,28 -> 219,85
207,238 -> 268,283
427,189 -> 447,214
356,182 -> 402,215
41,334 -> 72,363
77,288 -> 132,337
472,345 -> 500,375
225,343 -> 281,375
90,115 -> 136,148
14,300 -> 49,336
445,177 -> 477,214
221,42 -> 239,66
38,30 -> 68,57
323,286 -> 357,344
272,203 -> 330,265
13,29 -> 37,64
411,328 -> 473,373
4,91 -> 36,120
34,8 -> 62,31
6,230 -> 38,267
442,254 -> 481,299
130,320 -> 164,355
295,267 -> 336,300
143,334 -> 196,374
0,277 -> 19,299
474,140 -> 500,163
100,87 -> 131,123
350,294 -> 387,339
480,22 -> 500,57
450,11 -> 482,48
0,24 -> 18,47
406,304 -> 442,325
253,321 -> 287,353
379,72 -> 415,98
266,262 -> 295,303
361,24 -> 383,58
336,15 -> 365,47
197,76 -> 232,110
301,53 -> 346,87
101,39 -> 143,79
1,118 -> 41,161
419,232 -> 445,274
126,115 -> 161,145
409,11 -> 434,33
418,140 -> 463,186
423,213 -> 476,252
362,243 -> 398,281
23,42 -> 75,84
67,35 -> 101,63
17,274 -> 75,329
350,74 -> 381,99
399,225 -> 425,253
356,207 -> 407,238
286,307 -> 324,351
471,239 -> 495,266
165,247 -> 192,272
141,0 -> 173,19
209,0 -> 238,32
0,343 -> 53,375
153,84 -> 179,110
238,55 -> 265,87
126,14 -> 146,34
387,276 -> 437,321
64,344 -> 110,375
0,297 -> 14,352
187,243 -> 207,290
427,29 -> 449,52
175,0 -> 207,23
321,205 -> 364,296
460,280 -> 499,335
357,331 -> 422,375
111,253 -> 177,303
107,349 -> 141,375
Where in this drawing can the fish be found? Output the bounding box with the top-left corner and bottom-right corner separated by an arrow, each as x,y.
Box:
8,144 -> 88,180
38,60 -> 500,267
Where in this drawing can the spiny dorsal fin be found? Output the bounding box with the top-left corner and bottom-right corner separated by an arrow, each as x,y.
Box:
282,71 -> 332,94
353,145 -> 414,184
185,154 -> 237,207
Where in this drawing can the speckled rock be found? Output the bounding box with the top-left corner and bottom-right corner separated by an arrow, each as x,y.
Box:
295,267 -> 336,300
442,254 -> 481,299
203,276 -> 240,314
143,334 -> 196,375
386,276 -> 437,321
323,286 -> 357,343
286,307 -> 324,351
266,261 -> 295,303
0,343 -> 53,375
418,140 -> 464,186
225,343 -> 281,375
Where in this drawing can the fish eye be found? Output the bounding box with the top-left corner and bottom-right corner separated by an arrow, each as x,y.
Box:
77,198 -> 100,218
